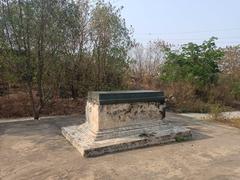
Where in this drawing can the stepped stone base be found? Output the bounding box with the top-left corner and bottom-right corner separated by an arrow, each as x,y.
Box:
62,91 -> 192,157
62,123 -> 192,157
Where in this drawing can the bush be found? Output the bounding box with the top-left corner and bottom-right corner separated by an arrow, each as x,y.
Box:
160,37 -> 224,89
209,103 -> 224,121
162,82 -> 210,113
207,74 -> 240,108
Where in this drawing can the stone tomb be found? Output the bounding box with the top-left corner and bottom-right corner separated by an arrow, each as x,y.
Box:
62,90 -> 192,157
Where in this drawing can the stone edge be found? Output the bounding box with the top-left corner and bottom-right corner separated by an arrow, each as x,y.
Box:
88,91 -> 165,105
61,126 -> 192,158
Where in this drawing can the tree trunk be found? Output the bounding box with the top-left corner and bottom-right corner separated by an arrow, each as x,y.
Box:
26,82 -> 38,120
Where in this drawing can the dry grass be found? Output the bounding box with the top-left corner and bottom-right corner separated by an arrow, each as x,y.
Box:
162,82 -> 212,113
0,91 -> 30,118
0,91 -> 85,119
213,117 -> 240,129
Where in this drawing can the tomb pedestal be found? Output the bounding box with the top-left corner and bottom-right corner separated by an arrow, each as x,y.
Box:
62,91 -> 191,157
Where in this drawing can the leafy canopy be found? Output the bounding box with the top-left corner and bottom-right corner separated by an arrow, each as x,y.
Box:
160,37 -> 224,87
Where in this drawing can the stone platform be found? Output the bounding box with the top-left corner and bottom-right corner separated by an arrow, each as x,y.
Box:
62,90 -> 192,157
62,123 -> 191,157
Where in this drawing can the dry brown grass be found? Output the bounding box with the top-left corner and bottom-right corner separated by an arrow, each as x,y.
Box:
162,82 -> 212,113
208,103 -> 240,128
0,91 -> 85,119
214,118 -> 240,129
0,91 -> 30,118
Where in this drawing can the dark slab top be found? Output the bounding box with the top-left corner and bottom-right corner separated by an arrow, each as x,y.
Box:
88,90 -> 165,105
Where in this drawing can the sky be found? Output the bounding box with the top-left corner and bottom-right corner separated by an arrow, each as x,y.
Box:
109,0 -> 240,47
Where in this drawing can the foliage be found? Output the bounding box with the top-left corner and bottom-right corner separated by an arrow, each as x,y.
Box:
160,37 -> 224,88
130,40 -> 239,113
0,0 -> 133,119
209,103 -> 224,121
0,1 -> 239,118
90,1 -> 133,90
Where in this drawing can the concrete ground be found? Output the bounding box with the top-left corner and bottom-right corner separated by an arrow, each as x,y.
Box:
1,113 -> 240,180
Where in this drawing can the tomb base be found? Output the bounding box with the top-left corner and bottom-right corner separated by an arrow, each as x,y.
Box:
62,122 -> 191,157
62,91 -> 192,157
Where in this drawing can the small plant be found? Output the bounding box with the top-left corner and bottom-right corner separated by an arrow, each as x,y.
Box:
175,136 -> 190,142
209,103 -> 224,121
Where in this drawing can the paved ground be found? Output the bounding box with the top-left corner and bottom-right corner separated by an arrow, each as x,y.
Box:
1,113 -> 240,180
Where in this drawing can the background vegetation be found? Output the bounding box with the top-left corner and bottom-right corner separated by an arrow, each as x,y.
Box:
131,39 -> 240,113
0,0 -> 240,119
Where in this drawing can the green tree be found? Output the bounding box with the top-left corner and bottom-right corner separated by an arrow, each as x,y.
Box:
0,0 -> 86,119
0,0 -> 133,119
90,1 -> 133,90
160,37 -> 224,88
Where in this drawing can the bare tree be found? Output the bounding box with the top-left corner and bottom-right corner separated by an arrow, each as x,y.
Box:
129,40 -> 170,88
220,45 -> 240,76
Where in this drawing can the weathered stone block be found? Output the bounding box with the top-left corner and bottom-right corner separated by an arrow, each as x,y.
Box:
62,90 -> 191,157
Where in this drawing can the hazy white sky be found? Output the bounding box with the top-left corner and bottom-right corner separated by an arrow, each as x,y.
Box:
110,0 -> 240,47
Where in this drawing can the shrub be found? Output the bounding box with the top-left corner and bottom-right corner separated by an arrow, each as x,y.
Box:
160,37 -> 224,89
209,103 -> 224,121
